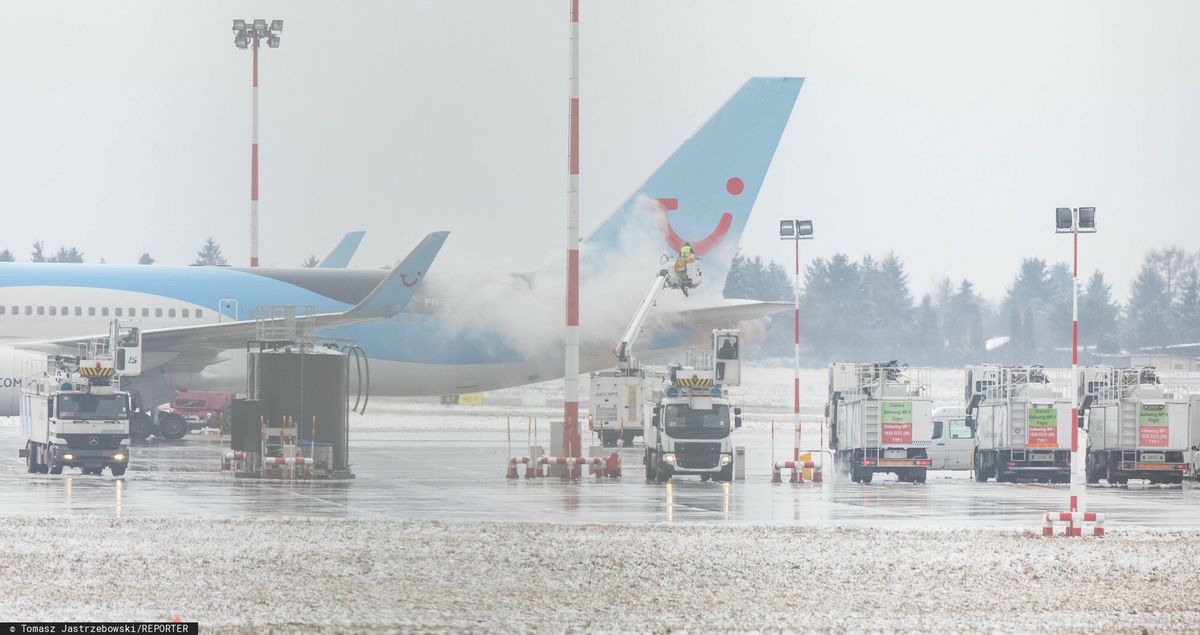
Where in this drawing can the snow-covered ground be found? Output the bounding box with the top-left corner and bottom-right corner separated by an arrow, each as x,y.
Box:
1,516 -> 1196,633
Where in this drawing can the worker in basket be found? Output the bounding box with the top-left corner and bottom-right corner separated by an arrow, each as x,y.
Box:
676,242 -> 696,295
676,240 -> 696,294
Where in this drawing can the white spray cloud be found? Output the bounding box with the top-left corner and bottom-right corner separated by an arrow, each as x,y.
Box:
416,194 -> 726,364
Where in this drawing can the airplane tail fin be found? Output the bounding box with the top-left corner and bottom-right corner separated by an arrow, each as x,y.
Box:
583,77 -> 803,292
319,231 -> 366,268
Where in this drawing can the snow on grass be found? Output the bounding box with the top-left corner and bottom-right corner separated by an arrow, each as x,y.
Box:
0,516 -> 1196,633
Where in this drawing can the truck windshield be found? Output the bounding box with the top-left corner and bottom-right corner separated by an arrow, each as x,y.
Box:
56,394 -> 128,420
664,404 -> 730,439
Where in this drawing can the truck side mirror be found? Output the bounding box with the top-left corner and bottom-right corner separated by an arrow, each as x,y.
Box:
734,416 -> 742,429
652,413 -> 660,429
733,407 -> 742,416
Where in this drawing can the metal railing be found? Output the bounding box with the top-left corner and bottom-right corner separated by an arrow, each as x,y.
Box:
832,362 -> 931,398
253,304 -> 316,345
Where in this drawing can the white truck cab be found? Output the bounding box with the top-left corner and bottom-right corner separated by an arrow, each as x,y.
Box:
928,406 -> 973,471
643,330 -> 742,483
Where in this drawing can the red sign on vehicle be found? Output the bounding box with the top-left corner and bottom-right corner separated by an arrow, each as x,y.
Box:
1026,408 -> 1058,449
881,402 -> 913,444
1139,404 -> 1169,448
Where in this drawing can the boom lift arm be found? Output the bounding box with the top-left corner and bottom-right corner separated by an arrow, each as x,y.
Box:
615,269 -> 671,371
614,261 -> 701,372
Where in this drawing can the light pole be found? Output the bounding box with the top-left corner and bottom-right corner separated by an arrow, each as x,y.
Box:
232,19 -> 283,267
1055,206 -> 1096,536
780,219 -> 814,467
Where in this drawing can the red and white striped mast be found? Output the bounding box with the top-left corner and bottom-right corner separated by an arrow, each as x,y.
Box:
562,0 -> 582,477
232,19 -> 283,267
1056,206 -> 1096,536
779,220 -> 813,468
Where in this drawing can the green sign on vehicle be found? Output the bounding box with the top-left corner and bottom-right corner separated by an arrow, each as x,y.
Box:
881,401 -> 912,423
1139,404 -> 1167,427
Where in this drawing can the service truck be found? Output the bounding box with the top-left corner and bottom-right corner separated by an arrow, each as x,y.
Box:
965,365 -> 1072,483
928,406 -> 974,471
643,329 -> 743,483
827,361 -> 934,483
589,261 -> 700,448
18,323 -> 141,476
1080,366 -> 1191,485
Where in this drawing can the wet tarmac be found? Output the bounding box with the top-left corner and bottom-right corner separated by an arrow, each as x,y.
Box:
1,418 -> 1196,530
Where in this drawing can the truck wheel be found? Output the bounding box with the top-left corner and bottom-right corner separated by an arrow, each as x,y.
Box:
973,452 -> 987,482
860,469 -> 873,484
130,413 -> 153,441
994,458 -> 1009,483
25,443 -> 39,474
914,469 -> 927,484
49,463 -> 63,475
157,413 -> 188,440
655,463 -> 671,484
644,452 -> 655,482
110,465 -> 126,477
719,464 -> 733,482
1086,457 -> 1100,484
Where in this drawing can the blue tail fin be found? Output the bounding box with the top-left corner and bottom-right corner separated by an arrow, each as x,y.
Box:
584,77 -> 803,288
319,231 -> 366,268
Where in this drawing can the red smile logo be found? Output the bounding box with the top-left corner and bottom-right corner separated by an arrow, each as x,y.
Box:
654,177 -> 742,257
400,272 -> 422,287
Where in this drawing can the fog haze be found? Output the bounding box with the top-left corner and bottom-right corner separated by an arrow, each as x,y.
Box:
1,1 -> 1196,300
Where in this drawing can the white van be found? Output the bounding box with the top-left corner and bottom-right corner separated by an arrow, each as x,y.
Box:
929,406 -> 974,471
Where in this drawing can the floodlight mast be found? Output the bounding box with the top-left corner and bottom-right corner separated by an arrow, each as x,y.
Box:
780,219 -> 814,465
1054,206 -> 1096,536
231,19 -> 283,267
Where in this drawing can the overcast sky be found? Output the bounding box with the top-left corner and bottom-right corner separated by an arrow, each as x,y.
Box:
1,1 -> 1196,301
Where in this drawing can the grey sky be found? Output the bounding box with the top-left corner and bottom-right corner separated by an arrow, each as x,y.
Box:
1,1 -> 1196,302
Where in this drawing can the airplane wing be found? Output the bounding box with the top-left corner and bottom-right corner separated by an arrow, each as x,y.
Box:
318,231 -> 366,268
661,299 -> 791,329
20,231 -> 448,356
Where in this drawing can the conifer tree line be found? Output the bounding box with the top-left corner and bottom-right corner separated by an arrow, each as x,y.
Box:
1,237 -> 319,267
722,247 -> 1200,366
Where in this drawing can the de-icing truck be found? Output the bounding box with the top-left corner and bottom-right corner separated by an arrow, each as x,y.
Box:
1080,366 -> 1191,485
965,365 -> 1072,483
18,322 -> 141,476
827,361 -> 933,483
643,329 -> 743,483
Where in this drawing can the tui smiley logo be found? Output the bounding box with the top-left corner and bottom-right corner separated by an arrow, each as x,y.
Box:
400,271 -> 423,288
654,177 -> 743,257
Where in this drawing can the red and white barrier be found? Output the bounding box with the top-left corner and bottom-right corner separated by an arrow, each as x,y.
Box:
1042,511 -> 1106,537
260,456 -> 327,479
221,451 -> 247,471
772,460 -> 821,484
507,453 -> 620,479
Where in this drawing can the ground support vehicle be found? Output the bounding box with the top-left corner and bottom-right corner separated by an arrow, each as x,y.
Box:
928,406 -> 973,471
168,390 -> 233,431
828,361 -> 934,483
19,323 -> 140,476
965,365 -> 1072,483
590,263 -> 700,448
1080,366 -> 1192,485
643,330 -> 742,483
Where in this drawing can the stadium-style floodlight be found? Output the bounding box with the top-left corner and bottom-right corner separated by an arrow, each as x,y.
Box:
779,218 -> 816,477
1077,207 -> 1096,232
1054,205 -> 1098,536
231,18 -> 284,267
1055,207 -> 1073,231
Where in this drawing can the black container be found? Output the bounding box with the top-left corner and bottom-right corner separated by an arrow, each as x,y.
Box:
253,350 -> 348,470
230,398 -> 265,452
